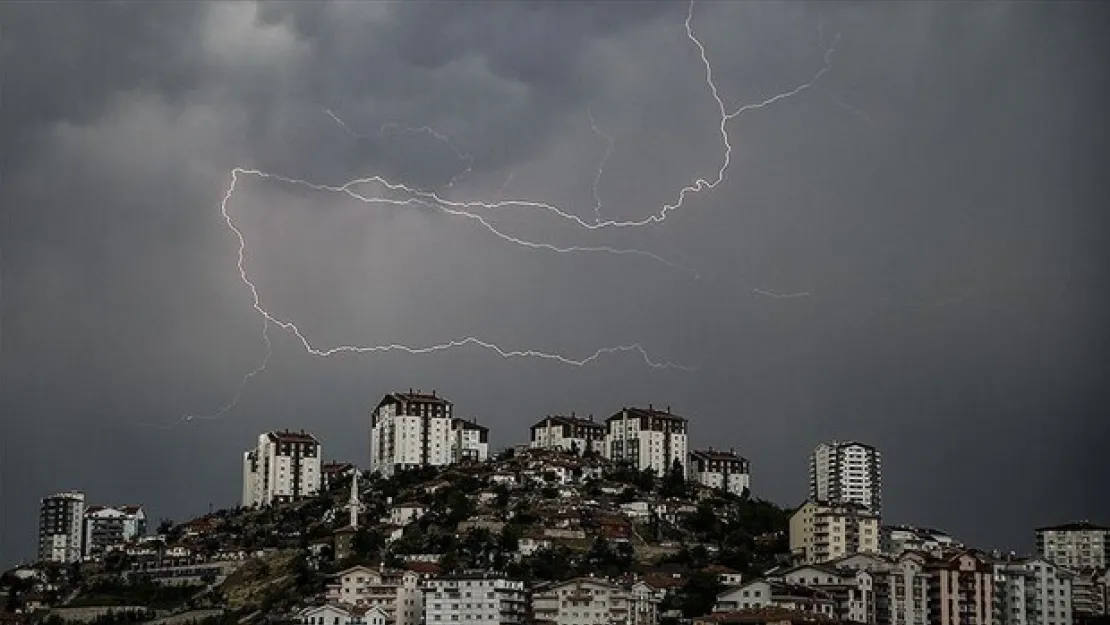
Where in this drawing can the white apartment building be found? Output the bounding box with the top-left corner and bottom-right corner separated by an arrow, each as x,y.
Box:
689,448 -> 751,496
1036,522 -> 1109,570
604,405 -> 688,477
369,390 -> 489,477
297,604 -> 388,625
242,430 -> 322,507
531,577 -> 661,625
790,499 -> 881,565
995,558 -> 1074,625
422,574 -> 528,625
529,414 -> 606,455
38,490 -> 85,564
83,505 -> 146,558
810,440 -> 883,514
326,566 -> 423,625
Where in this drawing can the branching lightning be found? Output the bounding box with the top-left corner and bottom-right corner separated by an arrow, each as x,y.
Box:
168,0 -> 840,427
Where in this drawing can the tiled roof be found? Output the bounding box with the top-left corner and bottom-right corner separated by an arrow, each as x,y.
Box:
1035,521 -> 1110,532
690,449 -> 747,462
607,406 -> 687,422
531,414 -> 605,429
268,430 -> 319,444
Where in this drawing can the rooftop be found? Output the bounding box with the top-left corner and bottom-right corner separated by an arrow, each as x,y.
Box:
607,404 -> 687,423
1036,521 -> 1110,532
267,429 -> 320,444
531,414 -> 605,429
690,448 -> 748,462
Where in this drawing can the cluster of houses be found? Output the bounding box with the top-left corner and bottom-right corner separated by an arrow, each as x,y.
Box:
21,389 -> 1110,625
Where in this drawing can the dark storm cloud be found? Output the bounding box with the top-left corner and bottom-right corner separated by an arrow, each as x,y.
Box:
2,0 -> 1109,567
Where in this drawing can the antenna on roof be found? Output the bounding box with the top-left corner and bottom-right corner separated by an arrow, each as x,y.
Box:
648,403 -> 653,411
571,410 -> 576,418
666,405 -> 671,413
432,389 -> 436,397
409,388 -> 413,395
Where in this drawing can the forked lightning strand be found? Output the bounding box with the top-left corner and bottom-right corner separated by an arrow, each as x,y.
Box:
171,0 -> 839,426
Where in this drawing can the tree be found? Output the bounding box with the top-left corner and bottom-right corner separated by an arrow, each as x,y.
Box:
680,570 -> 723,617
156,518 -> 174,535
569,440 -> 580,456
660,458 -> 687,498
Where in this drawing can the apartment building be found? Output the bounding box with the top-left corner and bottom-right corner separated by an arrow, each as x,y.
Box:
242,430 -> 322,507
925,551 -> 995,625
83,505 -> 146,558
713,580 -> 838,617
529,414 -> 605,455
994,557 -> 1074,625
326,566 -> 423,625
531,577 -> 661,625
604,405 -> 688,477
1070,568 -> 1109,618
422,574 -> 527,625
810,440 -> 883,514
790,499 -> 881,565
369,390 -> 489,477
1036,522 -> 1109,570
38,490 -> 85,564
689,448 -> 751,496
769,564 -> 875,623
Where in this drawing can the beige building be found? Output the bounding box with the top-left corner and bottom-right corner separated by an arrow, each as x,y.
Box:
926,551 -> 995,625
790,500 -> 881,565
532,577 -> 659,625
325,566 -> 423,625
1035,522 -> 1109,571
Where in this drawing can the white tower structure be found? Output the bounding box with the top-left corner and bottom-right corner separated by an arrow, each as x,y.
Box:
348,470 -> 360,529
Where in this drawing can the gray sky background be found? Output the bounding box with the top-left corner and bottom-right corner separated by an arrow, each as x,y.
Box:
2,1 -> 1108,567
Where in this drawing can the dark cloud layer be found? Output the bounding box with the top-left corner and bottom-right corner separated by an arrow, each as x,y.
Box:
2,2 -> 1109,566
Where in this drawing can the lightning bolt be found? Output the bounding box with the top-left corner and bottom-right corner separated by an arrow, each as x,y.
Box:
587,107 -> 614,225
169,0 -> 839,427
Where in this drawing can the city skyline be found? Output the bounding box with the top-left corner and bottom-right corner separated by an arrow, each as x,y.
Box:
2,0 -> 1109,570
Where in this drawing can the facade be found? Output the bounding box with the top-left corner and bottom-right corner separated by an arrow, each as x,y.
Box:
1035,522 -> 1109,570
925,551 -> 995,625
529,414 -> 606,455
604,405 -> 689,477
994,558 -> 1074,625
422,574 -> 527,625
769,564 -> 875,623
326,566 -> 423,625
38,491 -> 86,564
369,390 -> 489,477
689,448 -> 751,496
713,579 -> 838,617
531,577 -> 660,625
809,440 -> 883,514
790,500 -> 881,565
1070,568 -> 1109,618
297,604 -> 388,625
82,505 -> 146,558
242,430 -> 322,507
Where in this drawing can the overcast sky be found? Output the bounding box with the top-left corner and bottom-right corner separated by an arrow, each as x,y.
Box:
2,1 -> 1108,567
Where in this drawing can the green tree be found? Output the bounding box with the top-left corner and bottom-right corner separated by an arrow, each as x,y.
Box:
680,570 -> 723,617
660,458 -> 687,498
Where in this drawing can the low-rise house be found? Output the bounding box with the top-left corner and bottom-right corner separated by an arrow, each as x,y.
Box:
386,504 -> 426,526
882,525 -> 962,557
297,603 -> 388,625
518,534 -> 553,557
